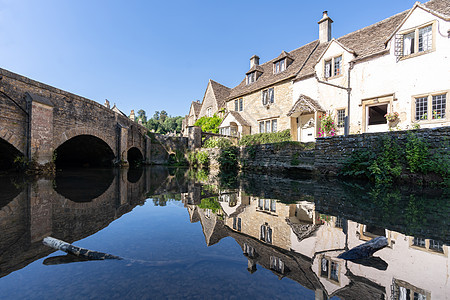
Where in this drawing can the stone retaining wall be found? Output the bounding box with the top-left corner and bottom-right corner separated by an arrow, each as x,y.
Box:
315,127 -> 449,174
195,126 -> 449,176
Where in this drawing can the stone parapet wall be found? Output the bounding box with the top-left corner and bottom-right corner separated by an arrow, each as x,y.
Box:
196,126 -> 449,177
315,127 -> 450,174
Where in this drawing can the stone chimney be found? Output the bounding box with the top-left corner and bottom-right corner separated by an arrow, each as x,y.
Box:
129,109 -> 136,121
104,99 -> 110,109
250,55 -> 260,68
318,11 -> 333,43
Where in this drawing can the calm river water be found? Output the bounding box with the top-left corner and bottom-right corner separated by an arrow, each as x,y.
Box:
0,167 -> 448,299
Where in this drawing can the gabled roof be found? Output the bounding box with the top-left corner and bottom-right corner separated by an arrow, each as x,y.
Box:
274,50 -> 294,62
315,38 -> 356,63
189,100 -> 202,117
385,0 -> 450,44
209,79 -> 231,110
287,94 -> 325,116
228,40 -> 320,100
245,65 -> 265,75
230,110 -> 250,126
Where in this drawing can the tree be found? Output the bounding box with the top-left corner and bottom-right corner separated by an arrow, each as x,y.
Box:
194,114 -> 222,133
137,109 -> 147,124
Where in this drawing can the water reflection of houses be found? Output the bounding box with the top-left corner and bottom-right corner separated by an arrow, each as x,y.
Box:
183,185 -> 448,299
0,167 -> 172,279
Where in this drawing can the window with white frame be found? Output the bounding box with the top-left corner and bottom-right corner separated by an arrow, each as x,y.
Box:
262,88 -> 274,105
337,109 -> 346,128
398,24 -> 433,58
320,256 -> 339,283
247,72 -> 255,85
257,199 -> 276,212
415,93 -> 447,121
274,59 -> 286,74
206,107 -> 212,117
259,119 -> 278,133
392,279 -> 430,300
270,256 -> 285,274
233,217 -> 242,231
243,243 -> 255,258
324,56 -> 342,78
260,223 -> 272,244
412,237 -> 445,253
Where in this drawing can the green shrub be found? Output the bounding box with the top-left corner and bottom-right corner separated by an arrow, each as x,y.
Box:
198,197 -> 221,213
203,137 -> 233,148
239,129 -> 291,146
218,146 -> 239,172
194,114 -> 222,133
196,151 -> 209,166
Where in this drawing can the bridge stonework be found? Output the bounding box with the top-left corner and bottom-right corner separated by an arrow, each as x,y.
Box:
0,67 -> 152,169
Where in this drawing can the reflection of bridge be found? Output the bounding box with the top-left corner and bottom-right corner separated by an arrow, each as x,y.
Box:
0,167 -> 187,278
0,68 -> 186,170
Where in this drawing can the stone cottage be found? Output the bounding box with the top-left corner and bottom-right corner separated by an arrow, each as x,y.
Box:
182,79 -> 230,135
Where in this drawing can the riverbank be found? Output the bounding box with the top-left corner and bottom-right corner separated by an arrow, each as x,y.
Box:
191,127 -> 450,186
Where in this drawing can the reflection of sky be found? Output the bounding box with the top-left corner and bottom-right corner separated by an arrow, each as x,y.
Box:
0,199 -> 315,299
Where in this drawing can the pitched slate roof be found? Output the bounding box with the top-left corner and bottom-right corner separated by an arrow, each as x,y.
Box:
287,94 -> 325,116
209,79 -> 231,110
190,100 -> 201,117
228,40 -> 320,100
228,111 -> 251,126
424,0 -> 450,16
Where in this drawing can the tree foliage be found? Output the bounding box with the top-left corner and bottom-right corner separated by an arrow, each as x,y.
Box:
194,114 -> 222,133
133,109 -> 183,134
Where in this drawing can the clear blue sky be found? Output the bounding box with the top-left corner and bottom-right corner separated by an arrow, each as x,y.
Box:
0,0 -> 419,117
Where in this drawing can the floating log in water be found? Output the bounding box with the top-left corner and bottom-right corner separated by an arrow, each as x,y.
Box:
43,237 -> 122,260
338,236 -> 388,260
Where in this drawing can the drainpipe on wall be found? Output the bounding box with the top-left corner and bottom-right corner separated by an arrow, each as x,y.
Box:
314,61 -> 353,136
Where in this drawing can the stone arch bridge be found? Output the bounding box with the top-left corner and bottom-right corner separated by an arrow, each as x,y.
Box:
0,68 -> 187,170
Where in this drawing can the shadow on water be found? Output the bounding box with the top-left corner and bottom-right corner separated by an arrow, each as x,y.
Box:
54,169 -> 115,202
0,175 -> 23,209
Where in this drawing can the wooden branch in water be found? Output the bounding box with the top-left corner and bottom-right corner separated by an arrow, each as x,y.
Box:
43,237 -> 122,260
338,236 -> 388,260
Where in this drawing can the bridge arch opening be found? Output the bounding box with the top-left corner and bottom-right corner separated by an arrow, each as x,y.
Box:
0,138 -> 23,171
127,147 -> 143,167
55,135 -> 115,169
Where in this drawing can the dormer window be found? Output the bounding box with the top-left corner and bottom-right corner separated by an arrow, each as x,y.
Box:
324,55 -> 342,78
247,72 -> 255,85
396,23 -> 434,59
274,59 -> 286,74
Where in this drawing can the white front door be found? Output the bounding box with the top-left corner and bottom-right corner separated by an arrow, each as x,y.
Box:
299,115 -> 315,142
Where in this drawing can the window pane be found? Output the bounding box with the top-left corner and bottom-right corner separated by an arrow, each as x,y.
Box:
262,90 -> 268,105
404,32 -> 415,55
238,218 -> 241,231
429,239 -> 444,252
265,121 -> 270,133
324,60 -> 331,78
235,100 -> 238,111
419,25 -> 432,52
280,59 -> 285,71
260,225 -> 265,240
413,237 -> 426,247
330,261 -> 339,282
239,98 -> 243,111
264,199 -> 270,211
270,199 -> 276,212
334,56 -> 342,76
269,88 -> 274,103
337,109 -> 345,128
432,94 -> 446,119
415,97 -> 428,120
272,120 -> 277,132
233,217 -> 237,229
259,122 -> 264,133
321,258 -> 329,277
258,198 -> 264,209
267,227 -> 272,244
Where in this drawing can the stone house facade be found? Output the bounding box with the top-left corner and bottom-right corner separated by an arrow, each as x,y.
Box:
220,0 -> 450,141
182,79 -> 230,135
